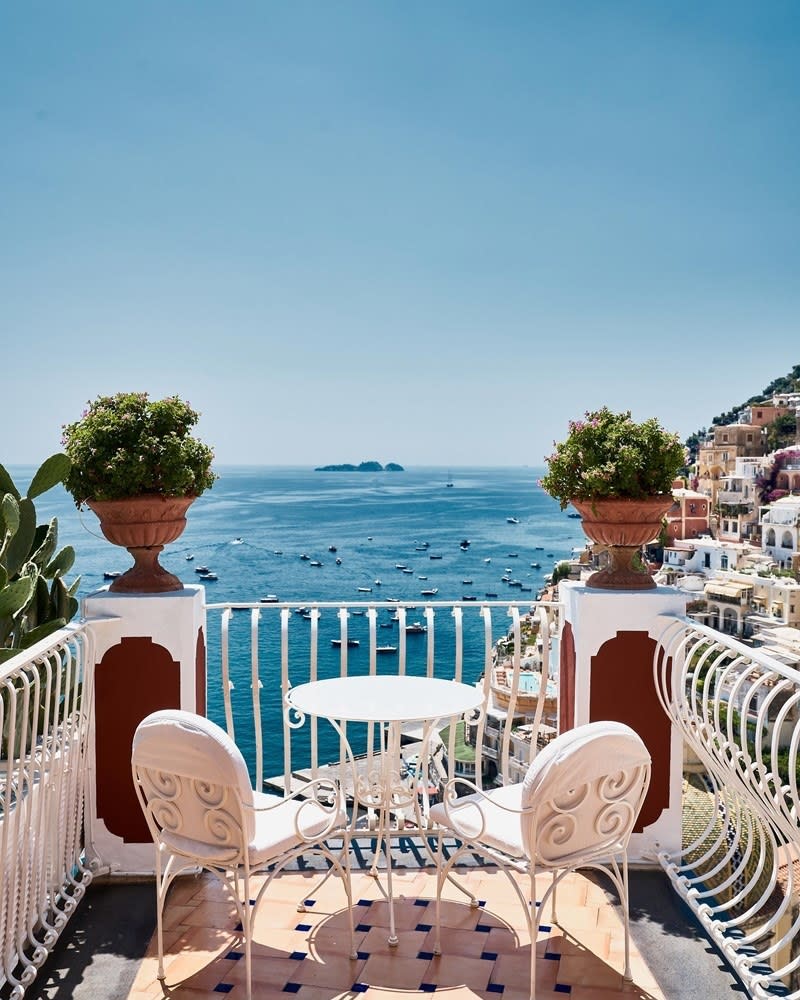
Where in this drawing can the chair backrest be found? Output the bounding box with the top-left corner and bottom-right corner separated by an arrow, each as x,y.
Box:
132,709 -> 256,856
520,720 -> 651,866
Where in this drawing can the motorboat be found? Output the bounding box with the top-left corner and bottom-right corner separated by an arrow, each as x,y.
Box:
462,595 -> 477,601
328,544 -> 337,552
357,587 -> 372,593
462,579 -> 473,585
376,645 -> 398,654
186,554 -> 194,561
506,517 -> 520,524
429,554 -> 443,560
199,572 -> 218,581
420,588 -> 438,596
374,579 -> 382,585
331,638 -> 360,648
460,539 -> 470,550
259,595 -> 279,603
507,553 -> 519,558
401,567 -> 414,574
194,566 -> 209,574
309,560 -> 323,567
395,563 -> 408,570
300,553 -> 310,561
531,562 -> 541,569
485,592 -> 498,598
405,622 -> 427,634
103,571 -> 121,580
336,557 -> 342,565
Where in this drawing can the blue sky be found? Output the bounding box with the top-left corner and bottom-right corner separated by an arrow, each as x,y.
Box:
2,2 -> 798,467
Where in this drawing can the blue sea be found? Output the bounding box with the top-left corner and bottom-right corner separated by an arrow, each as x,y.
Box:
18,465 -> 586,777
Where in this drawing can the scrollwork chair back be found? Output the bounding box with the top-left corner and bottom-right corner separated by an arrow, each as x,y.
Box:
433,720 -> 650,1000
132,709 -> 355,1000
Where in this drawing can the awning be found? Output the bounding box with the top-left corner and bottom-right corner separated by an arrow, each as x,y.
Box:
705,582 -> 752,598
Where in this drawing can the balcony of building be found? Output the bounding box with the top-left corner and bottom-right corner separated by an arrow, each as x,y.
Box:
4,590 -> 799,999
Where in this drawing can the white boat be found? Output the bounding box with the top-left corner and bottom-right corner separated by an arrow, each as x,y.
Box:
395,564 -> 408,570
376,645 -> 398,654
420,588 -> 438,596
462,579 -> 473,585
506,517 -> 520,524
309,560 -> 323,567
357,587 -> 372,593
374,579 -> 382,585
401,567 -> 414,574
199,572 -> 218,581
259,594 -> 279,603
331,638 -> 360,648
186,554 -> 194,561
405,622 -> 427,634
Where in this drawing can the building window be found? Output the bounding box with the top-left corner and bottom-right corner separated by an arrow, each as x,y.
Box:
721,554 -> 728,569
704,553 -> 711,568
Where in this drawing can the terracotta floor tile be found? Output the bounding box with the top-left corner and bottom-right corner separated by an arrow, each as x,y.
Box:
358,953 -> 432,990
427,952 -> 494,991
558,952 -> 624,990
223,951 -> 304,989
127,863 -> 665,1000
358,924 -> 429,957
179,898 -> 238,929
164,875 -> 206,907
289,952 -> 367,989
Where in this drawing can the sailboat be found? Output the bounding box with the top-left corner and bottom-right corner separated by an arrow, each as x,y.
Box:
445,470 -> 454,487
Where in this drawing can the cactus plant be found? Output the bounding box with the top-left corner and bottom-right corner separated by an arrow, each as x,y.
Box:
0,455 -> 79,664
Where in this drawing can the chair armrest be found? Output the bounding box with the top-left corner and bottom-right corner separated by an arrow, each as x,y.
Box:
252,777 -> 346,842
438,777 -> 532,843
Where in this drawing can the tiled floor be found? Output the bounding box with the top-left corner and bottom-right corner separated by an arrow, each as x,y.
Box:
126,864 -> 665,999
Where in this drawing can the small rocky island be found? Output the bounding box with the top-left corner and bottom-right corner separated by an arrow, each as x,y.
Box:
314,461 -> 405,472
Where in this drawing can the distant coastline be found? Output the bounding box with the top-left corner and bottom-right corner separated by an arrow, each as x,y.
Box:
314,461 -> 404,472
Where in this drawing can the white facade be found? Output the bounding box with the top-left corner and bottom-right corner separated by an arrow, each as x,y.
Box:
662,536 -> 758,576
760,495 -> 800,569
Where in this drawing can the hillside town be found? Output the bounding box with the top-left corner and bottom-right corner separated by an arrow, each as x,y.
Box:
558,381 -> 800,668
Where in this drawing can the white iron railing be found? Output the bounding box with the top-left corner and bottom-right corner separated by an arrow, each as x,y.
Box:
204,599 -> 560,797
655,617 -> 800,999
0,625 -> 94,999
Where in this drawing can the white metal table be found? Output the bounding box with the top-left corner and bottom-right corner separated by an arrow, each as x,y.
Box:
285,674 -> 483,944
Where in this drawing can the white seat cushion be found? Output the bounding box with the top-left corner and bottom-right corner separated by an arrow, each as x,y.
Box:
249,791 -> 347,866
430,784 -> 525,858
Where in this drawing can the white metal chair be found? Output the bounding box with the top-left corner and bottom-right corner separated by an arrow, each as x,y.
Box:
131,709 -> 355,1000
431,720 -> 651,1000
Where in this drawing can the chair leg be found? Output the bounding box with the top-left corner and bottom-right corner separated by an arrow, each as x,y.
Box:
621,854 -> 632,981
155,847 -> 166,982
242,869 -> 253,1000
529,867 -> 537,1000
433,830 -> 446,956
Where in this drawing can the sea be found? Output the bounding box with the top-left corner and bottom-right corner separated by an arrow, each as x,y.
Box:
14,465 -> 586,778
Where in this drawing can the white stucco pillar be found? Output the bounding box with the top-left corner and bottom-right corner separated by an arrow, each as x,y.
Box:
83,584 -> 206,876
558,581 -> 687,863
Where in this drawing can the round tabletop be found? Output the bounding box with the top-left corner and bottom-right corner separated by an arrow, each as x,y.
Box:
286,674 -> 482,725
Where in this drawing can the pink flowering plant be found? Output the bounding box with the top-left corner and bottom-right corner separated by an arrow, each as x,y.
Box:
539,407 -> 685,510
61,392 -> 217,507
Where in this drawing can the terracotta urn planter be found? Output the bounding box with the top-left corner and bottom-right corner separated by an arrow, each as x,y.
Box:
87,495 -> 195,593
572,496 -> 672,590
